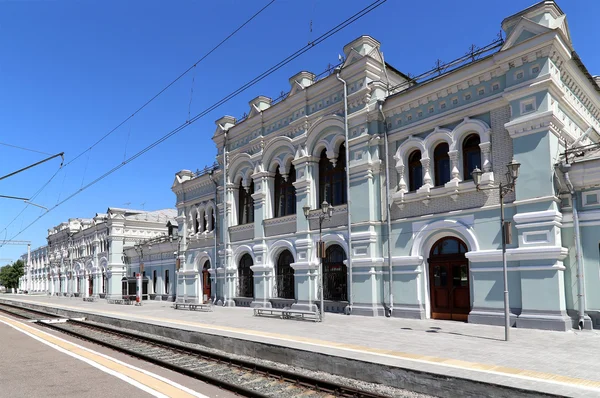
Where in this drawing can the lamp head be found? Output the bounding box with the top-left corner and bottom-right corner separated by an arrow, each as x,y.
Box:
321,201 -> 330,214
507,158 -> 520,181
302,205 -> 311,218
471,167 -> 483,187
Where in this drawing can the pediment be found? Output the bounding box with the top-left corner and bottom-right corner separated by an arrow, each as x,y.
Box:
287,80 -> 304,97
501,17 -> 552,50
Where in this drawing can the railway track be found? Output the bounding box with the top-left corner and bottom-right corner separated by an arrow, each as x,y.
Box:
0,303 -> 61,320
0,303 -> 393,398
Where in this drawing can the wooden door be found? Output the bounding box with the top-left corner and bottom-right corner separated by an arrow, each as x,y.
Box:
88,276 -> 93,296
429,260 -> 470,321
202,269 -> 211,303
428,237 -> 470,322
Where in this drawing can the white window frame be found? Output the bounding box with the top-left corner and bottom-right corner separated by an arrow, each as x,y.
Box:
520,97 -> 536,115
583,190 -> 600,207
515,70 -> 524,80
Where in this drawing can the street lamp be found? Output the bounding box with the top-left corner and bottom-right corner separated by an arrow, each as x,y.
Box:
472,158 -> 520,342
302,201 -> 334,321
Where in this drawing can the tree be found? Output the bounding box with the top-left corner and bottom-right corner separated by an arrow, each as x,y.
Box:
0,260 -> 25,290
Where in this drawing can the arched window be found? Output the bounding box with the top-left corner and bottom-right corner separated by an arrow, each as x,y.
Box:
462,134 -> 481,181
274,165 -> 296,218
408,150 -> 423,192
237,180 -> 255,225
430,237 -> 467,257
201,210 -> 207,232
276,250 -> 295,299
211,210 -> 216,233
434,142 -> 450,186
238,254 -> 254,298
319,144 -> 347,206
165,270 -> 170,294
153,270 -> 157,293
193,209 -> 199,233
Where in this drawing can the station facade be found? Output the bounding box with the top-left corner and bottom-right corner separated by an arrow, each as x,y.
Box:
20,208 -> 176,300
21,1 -> 600,331
169,1 -> 600,331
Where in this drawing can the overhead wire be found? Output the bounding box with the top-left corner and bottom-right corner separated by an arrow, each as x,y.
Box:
0,141 -> 52,156
63,0 -> 276,168
2,0 -> 388,245
0,0 -> 276,238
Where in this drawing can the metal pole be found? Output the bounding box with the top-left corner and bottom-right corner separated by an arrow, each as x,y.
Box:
27,244 -> 31,292
319,216 -> 324,322
500,186 -> 510,341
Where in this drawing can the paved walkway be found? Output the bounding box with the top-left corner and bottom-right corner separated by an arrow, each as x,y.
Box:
4,294 -> 600,397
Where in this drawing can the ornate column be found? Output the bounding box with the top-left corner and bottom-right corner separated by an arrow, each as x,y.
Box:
478,141 -> 495,185
92,237 -> 100,297
417,157 -> 433,198
291,148 -> 319,312
250,166 -> 272,308
223,181 -> 236,306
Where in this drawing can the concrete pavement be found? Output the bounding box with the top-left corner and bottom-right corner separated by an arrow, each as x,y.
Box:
3,294 -> 600,397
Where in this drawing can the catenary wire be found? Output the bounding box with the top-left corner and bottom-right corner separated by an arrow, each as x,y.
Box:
0,141 -> 52,156
63,0 -> 276,168
0,1 -> 275,237
1,0 -> 388,245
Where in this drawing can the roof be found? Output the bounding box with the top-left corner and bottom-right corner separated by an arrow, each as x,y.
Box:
124,208 -> 177,223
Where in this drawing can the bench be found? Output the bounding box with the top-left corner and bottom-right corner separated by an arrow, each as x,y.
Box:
107,298 -> 133,305
253,307 -> 320,322
82,297 -> 97,302
173,302 -> 213,312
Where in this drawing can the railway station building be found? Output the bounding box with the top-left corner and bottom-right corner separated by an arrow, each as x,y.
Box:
21,1 -> 600,331
20,208 -> 176,300
168,1 -> 600,331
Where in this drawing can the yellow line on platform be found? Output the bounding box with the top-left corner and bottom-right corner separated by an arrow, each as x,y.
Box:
0,314 -> 204,398
10,299 -> 600,392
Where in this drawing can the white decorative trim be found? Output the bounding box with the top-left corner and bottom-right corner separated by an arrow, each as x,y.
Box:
582,190 -> 600,207
465,245 -> 568,262
512,210 -> 562,225
519,97 -> 537,115
388,256 -> 423,266
522,230 -> 550,245
471,264 -> 566,273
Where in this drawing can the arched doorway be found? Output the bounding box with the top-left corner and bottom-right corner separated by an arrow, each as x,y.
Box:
323,245 -> 347,302
276,250 -> 295,299
238,254 -> 254,298
202,260 -> 211,303
88,272 -> 94,297
428,237 -> 470,321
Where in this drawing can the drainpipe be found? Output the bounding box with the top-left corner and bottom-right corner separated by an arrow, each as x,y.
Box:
336,69 -> 354,314
560,162 -> 587,330
209,169 -> 219,304
378,100 -> 394,317
222,131 -> 229,306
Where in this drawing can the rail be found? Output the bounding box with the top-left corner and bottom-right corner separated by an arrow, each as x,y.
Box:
38,318 -> 388,398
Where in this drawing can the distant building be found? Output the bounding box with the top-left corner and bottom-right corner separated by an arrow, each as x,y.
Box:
23,208 -> 175,299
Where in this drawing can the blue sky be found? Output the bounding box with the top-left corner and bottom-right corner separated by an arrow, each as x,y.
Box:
0,0 -> 598,262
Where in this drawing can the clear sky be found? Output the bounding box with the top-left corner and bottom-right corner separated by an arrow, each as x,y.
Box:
0,0 -> 598,262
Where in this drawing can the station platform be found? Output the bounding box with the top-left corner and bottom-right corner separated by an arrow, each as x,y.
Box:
2,294 -> 599,398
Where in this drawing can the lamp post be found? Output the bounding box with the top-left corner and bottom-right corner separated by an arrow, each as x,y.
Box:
303,201 -> 334,322
472,158 -> 520,342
